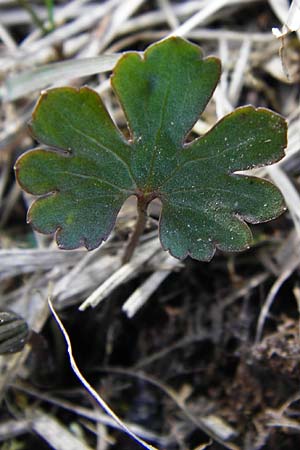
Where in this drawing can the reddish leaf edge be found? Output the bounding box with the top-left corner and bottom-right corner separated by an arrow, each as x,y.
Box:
28,86 -> 129,150
158,213 -> 254,262
182,105 -> 287,171
158,204 -> 287,263
25,194 -> 125,251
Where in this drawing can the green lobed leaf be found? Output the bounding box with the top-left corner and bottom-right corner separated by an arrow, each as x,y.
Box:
17,87 -> 136,250
15,37 -> 287,260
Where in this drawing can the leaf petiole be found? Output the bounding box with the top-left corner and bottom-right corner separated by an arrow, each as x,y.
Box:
122,196 -> 149,264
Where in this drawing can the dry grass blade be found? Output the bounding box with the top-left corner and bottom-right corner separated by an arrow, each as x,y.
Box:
264,392 -> 300,432
31,411 -> 93,450
255,253 -> 300,342
270,0 -> 300,38
193,441 -> 213,450
168,0 -> 261,37
228,39 -> 251,106
1,54 -> 121,101
0,248 -> 83,271
122,254 -> 180,318
48,298 -> 158,450
53,253 -> 120,308
0,419 -> 31,441
19,0 -> 120,54
0,22 -> 17,49
104,0 -> 146,43
169,0 -> 230,37
79,240 -> 161,310
157,0 -> 180,30
267,165 -> 300,238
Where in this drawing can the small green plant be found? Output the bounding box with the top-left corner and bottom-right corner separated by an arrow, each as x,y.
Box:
15,37 -> 287,262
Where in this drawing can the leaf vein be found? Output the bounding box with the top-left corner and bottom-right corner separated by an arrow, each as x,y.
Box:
58,170 -> 134,194
165,185 -> 254,201
55,110 -> 137,187
145,85 -> 170,187
158,140 -> 256,189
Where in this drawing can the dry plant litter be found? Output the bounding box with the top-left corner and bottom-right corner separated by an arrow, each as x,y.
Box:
1,1 -> 300,449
